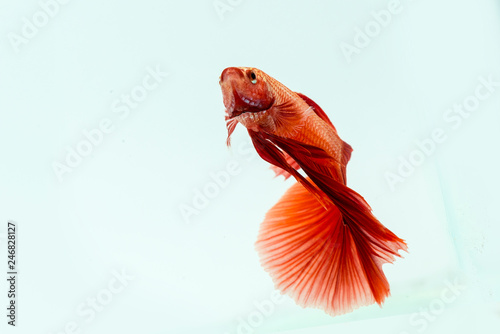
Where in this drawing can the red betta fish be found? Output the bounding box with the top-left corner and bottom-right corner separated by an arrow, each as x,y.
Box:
219,67 -> 407,316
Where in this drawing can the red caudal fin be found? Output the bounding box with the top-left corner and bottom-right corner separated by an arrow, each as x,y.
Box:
255,178 -> 407,316
248,130 -> 407,315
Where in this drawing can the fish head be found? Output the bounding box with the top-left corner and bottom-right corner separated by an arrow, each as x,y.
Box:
219,67 -> 275,121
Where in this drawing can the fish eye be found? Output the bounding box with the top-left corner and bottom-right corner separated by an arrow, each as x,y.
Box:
249,71 -> 257,84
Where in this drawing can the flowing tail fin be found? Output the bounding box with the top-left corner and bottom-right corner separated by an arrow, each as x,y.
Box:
255,178 -> 407,316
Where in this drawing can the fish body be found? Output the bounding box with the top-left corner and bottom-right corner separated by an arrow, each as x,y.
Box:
219,67 -> 407,316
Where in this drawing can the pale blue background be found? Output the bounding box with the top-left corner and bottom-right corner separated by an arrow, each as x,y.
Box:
0,0 -> 499,333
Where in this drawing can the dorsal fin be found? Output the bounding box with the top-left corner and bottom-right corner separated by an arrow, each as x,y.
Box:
296,92 -> 353,173
296,92 -> 336,132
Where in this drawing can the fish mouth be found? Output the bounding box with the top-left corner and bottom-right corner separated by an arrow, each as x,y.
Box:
228,88 -> 274,119
220,67 -> 274,119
